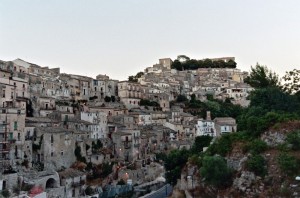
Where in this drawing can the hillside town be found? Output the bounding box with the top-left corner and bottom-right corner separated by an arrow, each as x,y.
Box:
0,57 -> 252,198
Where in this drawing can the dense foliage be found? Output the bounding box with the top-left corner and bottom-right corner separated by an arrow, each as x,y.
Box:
200,156 -> 233,187
244,64 -> 279,88
128,72 -> 144,82
171,55 -> 237,71
164,149 -> 190,185
191,136 -> 213,154
246,154 -> 267,177
183,93 -> 243,119
286,130 -> 300,150
139,99 -> 160,107
243,139 -> 268,154
277,153 -> 299,176
282,69 -> 300,93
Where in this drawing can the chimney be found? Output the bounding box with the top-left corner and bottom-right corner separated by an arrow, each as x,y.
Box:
206,111 -> 211,121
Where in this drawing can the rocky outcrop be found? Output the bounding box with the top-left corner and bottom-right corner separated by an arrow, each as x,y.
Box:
227,155 -> 248,171
261,131 -> 286,147
233,171 -> 256,192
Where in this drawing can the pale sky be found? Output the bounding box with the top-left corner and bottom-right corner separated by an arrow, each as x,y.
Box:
1,0 -> 300,80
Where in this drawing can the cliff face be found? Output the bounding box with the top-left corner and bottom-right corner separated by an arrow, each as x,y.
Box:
173,121 -> 300,198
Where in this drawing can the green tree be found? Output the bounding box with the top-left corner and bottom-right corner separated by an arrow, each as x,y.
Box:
282,69 -> 300,94
249,87 -> 300,113
92,140 -> 103,153
176,95 -> 188,102
226,59 -> 237,68
177,55 -> 190,62
171,60 -> 182,71
244,64 -> 280,88
191,135 -> 213,154
104,96 -> 111,102
207,134 -> 233,156
244,139 -> 268,154
128,71 -> 144,82
200,156 -> 232,187
128,75 -> 136,82
164,149 -> 190,185
246,154 -> 267,177
203,59 -> 214,68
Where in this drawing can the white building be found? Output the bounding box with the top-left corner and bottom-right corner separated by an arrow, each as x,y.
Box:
195,119 -> 216,137
80,112 -> 108,139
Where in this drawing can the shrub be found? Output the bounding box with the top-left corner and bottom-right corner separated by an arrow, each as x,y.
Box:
200,155 -> 232,187
176,95 -> 188,103
246,154 -> 267,177
277,143 -> 292,152
277,153 -> 299,176
207,134 -> 233,156
1,189 -> 10,198
191,135 -> 213,154
286,130 -> 300,150
164,149 -> 190,185
244,139 -> 268,154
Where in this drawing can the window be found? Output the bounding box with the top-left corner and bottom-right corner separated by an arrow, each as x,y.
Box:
51,135 -> 54,143
51,152 -> 54,157
14,122 -> 18,130
2,90 -> 5,98
61,151 -> 64,156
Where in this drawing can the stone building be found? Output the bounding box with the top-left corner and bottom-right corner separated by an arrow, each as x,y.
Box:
58,168 -> 86,198
214,117 -> 237,136
32,127 -> 78,170
112,129 -> 141,162
90,77 -> 118,99
36,96 -> 56,117
80,111 -> 108,139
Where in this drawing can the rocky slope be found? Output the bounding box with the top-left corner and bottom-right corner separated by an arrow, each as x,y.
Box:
172,121 -> 300,198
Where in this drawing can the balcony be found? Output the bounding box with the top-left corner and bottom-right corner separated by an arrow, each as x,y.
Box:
0,147 -> 10,153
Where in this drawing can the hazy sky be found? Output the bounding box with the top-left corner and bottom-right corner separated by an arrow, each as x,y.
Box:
1,1 -> 300,80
